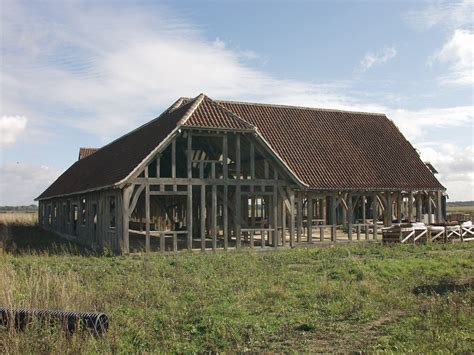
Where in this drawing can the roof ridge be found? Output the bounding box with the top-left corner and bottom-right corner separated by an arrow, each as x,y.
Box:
178,93 -> 205,125
217,99 -> 387,116
202,95 -> 256,129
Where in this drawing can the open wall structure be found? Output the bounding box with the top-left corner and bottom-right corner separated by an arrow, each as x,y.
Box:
37,94 -> 445,254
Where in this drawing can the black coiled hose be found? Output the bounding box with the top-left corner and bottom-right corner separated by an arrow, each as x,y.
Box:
0,307 -> 108,334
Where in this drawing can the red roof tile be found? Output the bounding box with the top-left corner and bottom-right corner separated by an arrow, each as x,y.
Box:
78,147 -> 98,160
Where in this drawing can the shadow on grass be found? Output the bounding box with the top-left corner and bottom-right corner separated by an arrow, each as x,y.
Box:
413,281 -> 473,295
0,224 -> 95,256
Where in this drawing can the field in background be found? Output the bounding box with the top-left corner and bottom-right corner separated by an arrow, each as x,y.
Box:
447,202 -> 474,217
1,213 -> 473,353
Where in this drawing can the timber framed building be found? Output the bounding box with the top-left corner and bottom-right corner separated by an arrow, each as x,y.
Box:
37,94 -> 445,254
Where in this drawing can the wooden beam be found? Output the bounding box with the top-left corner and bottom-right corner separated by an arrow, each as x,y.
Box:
145,183 -> 150,253
408,191 -> 414,223
156,155 -> 161,178
372,193 -> 378,240
223,134 -> 228,250
361,195 -> 366,223
385,192 -> 393,227
416,192 -> 423,222
297,192 -> 302,243
427,191 -> 432,224
288,188 -> 295,248
273,170 -> 278,249
122,185 -> 133,254
187,132 -> 193,250
330,193 -> 337,242
211,164 -> 217,251
235,134 -> 241,247
129,184 -> 145,218
200,163 -> 206,251
347,193 -> 353,241
397,192 -> 403,223
436,190 -> 443,223
307,193 -> 313,243
171,139 -> 177,192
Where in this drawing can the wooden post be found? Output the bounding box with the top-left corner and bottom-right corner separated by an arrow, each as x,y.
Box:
296,192 -> 303,243
289,188 -> 295,248
386,192 -> 392,227
187,131 -> 193,250
408,191 -> 414,223
273,176 -> 278,249
307,193 -> 313,243
347,193 -> 353,241
223,134 -> 229,250
330,194 -> 337,242
145,167 -> 150,253
281,198 -> 286,246
362,195 -> 366,223
211,163 -> 217,251
427,192 -> 432,224
235,134 -> 241,248
372,193 -> 378,240
172,139 -> 177,191
122,185 -> 133,254
436,190 -> 443,223
416,192 -> 422,222
200,163 -> 206,251
156,155 -> 161,178
397,192 -> 403,223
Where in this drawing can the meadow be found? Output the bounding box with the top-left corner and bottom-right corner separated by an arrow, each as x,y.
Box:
0,213 -> 473,353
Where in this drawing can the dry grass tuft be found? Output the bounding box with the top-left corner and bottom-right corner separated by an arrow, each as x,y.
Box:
0,212 -> 38,226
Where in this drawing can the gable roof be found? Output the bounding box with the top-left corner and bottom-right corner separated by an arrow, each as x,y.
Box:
37,94 -> 444,200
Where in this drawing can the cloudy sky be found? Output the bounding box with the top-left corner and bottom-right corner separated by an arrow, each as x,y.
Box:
0,0 -> 473,204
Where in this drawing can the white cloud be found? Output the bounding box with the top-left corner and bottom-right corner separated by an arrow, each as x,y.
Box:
432,29 -> 474,85
388,106 -> 473,141
417,144 -> 474,201
405,0 -> 474,30
0,163 -> 61,205
0,115 -> 27,146
359,47 -> 397,72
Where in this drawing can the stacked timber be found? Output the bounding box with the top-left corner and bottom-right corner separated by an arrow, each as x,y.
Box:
382,224 -> 414,243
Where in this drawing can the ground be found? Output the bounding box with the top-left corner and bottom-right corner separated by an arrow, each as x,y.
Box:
0,213 -> 473,353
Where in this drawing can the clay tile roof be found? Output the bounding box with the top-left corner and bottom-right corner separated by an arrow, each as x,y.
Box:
78,147 -> 98,160
217,100 -> 444,191
37,94 -> 444,200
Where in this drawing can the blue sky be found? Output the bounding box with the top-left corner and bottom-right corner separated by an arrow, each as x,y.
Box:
0,0 -> 473,204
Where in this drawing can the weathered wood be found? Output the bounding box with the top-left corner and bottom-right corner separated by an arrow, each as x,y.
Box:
156,155 -> 160,178
385,192 -> 393,227
145,184 -> 150,253
187,132 -> 193,250
307,194 -> 313,243
132,177 -> 287,186
235,134 -> 241,247
122,185 -> 133,254
416,192 -> 422,222
297,192 -> 302,242
361,195 -> 366,223
347,193 -> 353,241
436,190 -> 443,223
330,194 -> 337,242
211,163 -> 217,251
289,188 -> 295,247
372,193 -> 378,240
408,191 -> 414,223
427,191 -> 432,224
397,192 -> 403,223
281,197 -> 286,246
273,172 -> 278,249
172,139 -> 177,192
222,134 -> 229,250
200,163 -> 206,251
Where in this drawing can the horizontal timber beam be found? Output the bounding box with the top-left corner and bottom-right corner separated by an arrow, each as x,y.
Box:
132,177 -> 289,186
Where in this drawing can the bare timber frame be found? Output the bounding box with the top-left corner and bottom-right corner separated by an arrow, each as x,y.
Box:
37,94 -> 446,254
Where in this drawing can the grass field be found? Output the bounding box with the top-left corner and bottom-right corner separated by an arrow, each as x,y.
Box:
1,213 -> 473,353
447,203 -> 474,217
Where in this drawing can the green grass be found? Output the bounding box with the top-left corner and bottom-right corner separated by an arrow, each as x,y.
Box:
1,224 -> 473,353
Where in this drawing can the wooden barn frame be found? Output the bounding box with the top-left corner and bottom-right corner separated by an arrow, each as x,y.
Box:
37,94 -> 446,254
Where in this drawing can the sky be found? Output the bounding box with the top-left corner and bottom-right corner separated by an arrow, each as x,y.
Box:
0,0 -> 473,205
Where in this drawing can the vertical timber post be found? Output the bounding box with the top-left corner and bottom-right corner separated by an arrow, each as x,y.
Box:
223,134 -> 229,250
235,134 -> 241,248
436,190 -> 443,223
296,191 -> 303,243
122,185 -> 133,254
307,193 -> 313,243
145,167 -> 150,253
200,162 -> 206,251
187,131 -> 193,251
408,191 -> 414,223
288,188 -> 295,248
